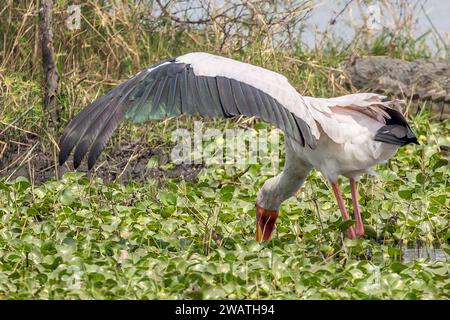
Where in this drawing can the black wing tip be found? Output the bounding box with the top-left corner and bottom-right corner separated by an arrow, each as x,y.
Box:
87,159 -> 95,171
375,106 -> 419,146
374,125 -> 418,146
374,136 -> 419,146
57,63 -> 152,171
58,138 -> 88,169
73,157 -> 82,170
87,143 -> 102,171
406,128 -> 419,145
410,136 -> 420,145
58,140 -> 73,167
58,153 -> 67,167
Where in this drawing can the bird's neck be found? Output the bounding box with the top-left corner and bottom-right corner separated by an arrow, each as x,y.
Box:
257,143 -> 312,211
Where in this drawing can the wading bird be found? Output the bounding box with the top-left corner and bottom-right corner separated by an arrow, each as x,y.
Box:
59,52 -> 418,241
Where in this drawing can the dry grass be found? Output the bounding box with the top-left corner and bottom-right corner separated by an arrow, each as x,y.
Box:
0,0 -> 440,172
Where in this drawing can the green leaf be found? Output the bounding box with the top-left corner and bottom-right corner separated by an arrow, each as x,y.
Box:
416,173 -> 425,184
41,241 -> 57,256
398,189 -> 414,200
364,225 -> 377,238
61,188 -> 77,206
146,155 -> 159,169
338,219 -> 355,231
14,176 -> 30,192
388,246 -> 401,257
390,262 -> 408,273
159,191 -> 177,206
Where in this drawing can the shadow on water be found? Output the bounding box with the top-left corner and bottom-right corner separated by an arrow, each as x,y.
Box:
401,248 -> 449,263
360,237 -> 449,263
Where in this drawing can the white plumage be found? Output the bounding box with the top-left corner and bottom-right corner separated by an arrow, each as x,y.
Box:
177,52 -> 321,138
59,52 -> 418,241
176,53 -> 406,180
175,53 -> 416,240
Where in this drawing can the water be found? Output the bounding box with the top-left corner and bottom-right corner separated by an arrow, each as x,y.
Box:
151,0 -> 448,55
402,248 -> 449,263
302,0 -> 449,55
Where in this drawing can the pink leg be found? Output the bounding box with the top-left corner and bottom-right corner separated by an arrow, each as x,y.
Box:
331,181 -> 356,239
350,178 -> 365,237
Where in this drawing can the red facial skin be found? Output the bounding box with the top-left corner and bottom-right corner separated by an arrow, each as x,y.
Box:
255,204 -> 279,241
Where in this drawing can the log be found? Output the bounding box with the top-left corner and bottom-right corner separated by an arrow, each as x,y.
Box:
39,0 -> 59,125
344,57 -> 450,121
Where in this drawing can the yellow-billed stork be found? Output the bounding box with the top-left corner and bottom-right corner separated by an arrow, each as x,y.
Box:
58,52 -> 418,241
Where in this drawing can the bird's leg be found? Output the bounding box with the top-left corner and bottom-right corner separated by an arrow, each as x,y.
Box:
331,181 -> 356,239
350,178 -> 364,237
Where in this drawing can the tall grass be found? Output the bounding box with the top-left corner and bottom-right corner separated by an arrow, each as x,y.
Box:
0,0 -> 442,170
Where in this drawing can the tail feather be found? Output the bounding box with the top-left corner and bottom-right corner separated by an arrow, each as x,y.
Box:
374,107 -> 418,146
305,93 -> 417,146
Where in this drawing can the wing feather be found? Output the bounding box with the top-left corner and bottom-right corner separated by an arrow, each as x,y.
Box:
59,53 -> 318,169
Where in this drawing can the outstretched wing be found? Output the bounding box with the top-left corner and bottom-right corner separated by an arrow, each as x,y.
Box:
59,52 -> 318,169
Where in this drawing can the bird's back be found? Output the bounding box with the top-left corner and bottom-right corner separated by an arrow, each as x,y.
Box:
288,94 -> 417,181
